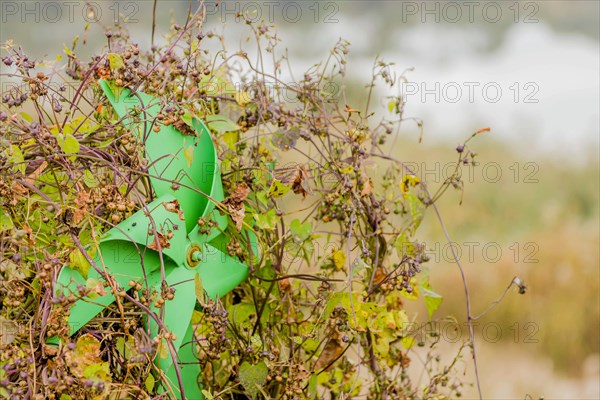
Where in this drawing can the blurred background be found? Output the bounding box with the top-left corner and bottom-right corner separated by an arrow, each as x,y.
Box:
1,1 -> 598,398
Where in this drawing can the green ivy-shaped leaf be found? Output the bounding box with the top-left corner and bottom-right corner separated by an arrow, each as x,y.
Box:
420,283 -> 443,319
290,219 -> 312,241
239,361 -> 268,400
115,336 -> 138,360
7,145 -> 25,174
83,170 -> 98,188
57,134 -> 80,155
0,211 -> 13,232
206,114 -> 240,132
254,209 -> 277,230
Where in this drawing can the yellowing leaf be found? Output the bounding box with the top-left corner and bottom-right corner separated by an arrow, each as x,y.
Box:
400,174 -> 420,194
184,145 -> 194,168
388,100 -> 396,113
62,134 -> 80,155
157,340 -> 169,359
399,279 -> 420,300
194,273 -> 205,306
266,179 -> 290,198
394,232 -> 418,258
373,333 -> 390,356
198,76 -> 215,94
401,336 -> 415,349
68,115 -> 98,135
67,334 -> 111,382
332,250 -> 346,271
384,311 -> 398,330
83,362 -> 110,381
63,44 -> 74,57
145,374 -> 155,392
116,336 -> 138,360
20,112 -> 33,122
190,39 -> 199,54
223,131 -> 238,150
339,165 -> 354,175
68,248 -> 92,279
234,91 -> 252,106
108,53 -> 124,70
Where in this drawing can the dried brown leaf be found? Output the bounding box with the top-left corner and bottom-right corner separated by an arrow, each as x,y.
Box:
373,267 -> 388,285
279,165 -> 311,198
228,182 -> 250,203
162,199 -> 185,220
278,278 -> 291,293
222,183 -> 251,231
11,181 -> 28,196
0,317 -> 19,345
73,191 -> 90,224
360,179 -> 373,197
147,231 -> 171,251
228,205 -> 245,231
26,160 -> 48,185
314,337 -> 344,371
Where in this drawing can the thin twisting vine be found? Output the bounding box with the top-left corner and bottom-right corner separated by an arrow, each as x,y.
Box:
0,6 -> 525,400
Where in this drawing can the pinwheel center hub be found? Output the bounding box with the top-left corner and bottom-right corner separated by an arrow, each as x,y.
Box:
186,244 -> 203,269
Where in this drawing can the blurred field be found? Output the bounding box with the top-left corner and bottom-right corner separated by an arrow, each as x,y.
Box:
392,137 -> 600,399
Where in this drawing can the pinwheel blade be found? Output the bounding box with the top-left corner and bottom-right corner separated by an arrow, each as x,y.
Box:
143,265 -> 201,399
197,243 -> 255,300
56,240 -> 178,333
99,80 -> 224,233
54,195 -> 185,335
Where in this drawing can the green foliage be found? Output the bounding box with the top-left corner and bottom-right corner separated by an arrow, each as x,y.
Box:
0,9 -> 494,400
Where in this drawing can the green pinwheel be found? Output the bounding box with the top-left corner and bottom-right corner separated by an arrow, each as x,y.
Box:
52,80 -> 256,399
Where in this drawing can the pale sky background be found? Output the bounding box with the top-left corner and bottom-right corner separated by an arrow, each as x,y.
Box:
1,1 -> 598,162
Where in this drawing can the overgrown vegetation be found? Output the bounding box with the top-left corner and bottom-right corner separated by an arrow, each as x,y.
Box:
0,7 -> 514,400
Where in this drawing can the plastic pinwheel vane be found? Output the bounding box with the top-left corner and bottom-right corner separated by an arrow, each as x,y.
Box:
50,80 -> 257,399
